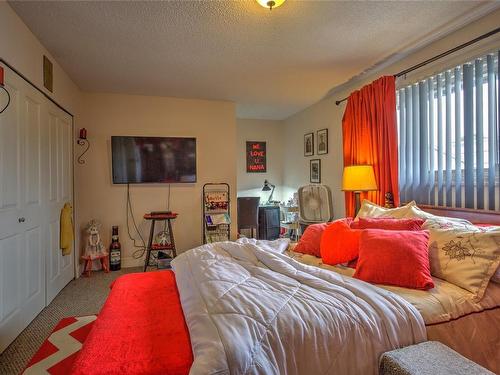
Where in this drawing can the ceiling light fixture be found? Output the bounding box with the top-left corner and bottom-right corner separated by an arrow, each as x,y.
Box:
256,0 -> 286,10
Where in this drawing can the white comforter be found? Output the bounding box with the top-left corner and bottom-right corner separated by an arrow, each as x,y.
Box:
172,239 -> 426,375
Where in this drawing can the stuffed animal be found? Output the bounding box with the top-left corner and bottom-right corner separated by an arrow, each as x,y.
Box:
84,220 -> 107,259
384,192 -> 395,208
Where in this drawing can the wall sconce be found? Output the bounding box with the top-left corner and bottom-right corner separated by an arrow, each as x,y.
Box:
77,128 -> 90,164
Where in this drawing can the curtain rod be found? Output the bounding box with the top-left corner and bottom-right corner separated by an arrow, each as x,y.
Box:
335,26 -> 500,106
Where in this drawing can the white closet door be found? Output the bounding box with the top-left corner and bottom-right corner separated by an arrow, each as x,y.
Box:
46,108 -> 74,304
0,72 -> 45,352
0,66 -> 74,353
0,72 -> 25,353
19,81 -> 46,331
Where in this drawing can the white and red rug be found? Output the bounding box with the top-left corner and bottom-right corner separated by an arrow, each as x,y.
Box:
23,315 -> 96,375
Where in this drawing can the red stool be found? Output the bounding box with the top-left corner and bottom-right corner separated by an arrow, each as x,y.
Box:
81,254 -> 110,277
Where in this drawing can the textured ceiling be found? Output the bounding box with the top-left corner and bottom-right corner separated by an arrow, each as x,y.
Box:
9,1 -> 499,119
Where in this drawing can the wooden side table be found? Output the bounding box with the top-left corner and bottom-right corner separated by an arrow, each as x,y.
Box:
143,212 -> 178,272
81,254 -> 109,277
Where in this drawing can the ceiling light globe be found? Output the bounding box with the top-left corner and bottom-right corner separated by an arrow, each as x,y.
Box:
256,0 -> 286,10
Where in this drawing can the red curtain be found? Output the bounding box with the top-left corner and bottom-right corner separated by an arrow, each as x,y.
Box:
342,76 -> 399,217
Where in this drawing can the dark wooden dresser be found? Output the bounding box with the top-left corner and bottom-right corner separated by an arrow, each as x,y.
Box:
258,206 -> 280,240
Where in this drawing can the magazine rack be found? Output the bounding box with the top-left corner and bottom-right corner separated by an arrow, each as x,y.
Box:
203,183 -> 231,243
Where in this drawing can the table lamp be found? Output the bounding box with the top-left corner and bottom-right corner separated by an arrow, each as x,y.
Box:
262,180 -> 275,205
342,165 -> 378,216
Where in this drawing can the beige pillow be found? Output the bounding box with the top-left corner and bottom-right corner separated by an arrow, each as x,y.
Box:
424,220 -> 500,300
404,205 -> 472,225
354,200 -> 416,221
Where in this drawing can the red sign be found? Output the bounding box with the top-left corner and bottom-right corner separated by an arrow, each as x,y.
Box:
246,141 -> 267,173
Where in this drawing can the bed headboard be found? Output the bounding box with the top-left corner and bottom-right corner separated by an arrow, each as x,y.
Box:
418,205 -> 500,225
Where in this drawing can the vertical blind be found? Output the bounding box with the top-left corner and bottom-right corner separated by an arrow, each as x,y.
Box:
397,50 -> 499,211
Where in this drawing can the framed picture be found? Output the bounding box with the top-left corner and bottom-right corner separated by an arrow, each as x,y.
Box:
246,141 -> 266,173
304,132 -> 314,156
317,128 -> 328,155
310,159 -> 321,183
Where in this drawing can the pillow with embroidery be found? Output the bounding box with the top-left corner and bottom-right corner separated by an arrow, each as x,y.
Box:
424,220 -> 500,301
354,200 -> 416,221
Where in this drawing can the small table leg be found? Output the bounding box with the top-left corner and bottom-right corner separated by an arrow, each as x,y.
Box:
84,258 -> 92,277
101,256 -> 110,273
144,219 -> 156,272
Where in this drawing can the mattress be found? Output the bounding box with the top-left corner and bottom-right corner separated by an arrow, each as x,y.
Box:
285,250 -> 500,325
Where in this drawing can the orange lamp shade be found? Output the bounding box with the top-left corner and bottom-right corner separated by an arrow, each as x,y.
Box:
342,165 -> 377,192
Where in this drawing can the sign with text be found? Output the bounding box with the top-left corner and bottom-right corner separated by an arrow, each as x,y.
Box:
246,141 -> 267,173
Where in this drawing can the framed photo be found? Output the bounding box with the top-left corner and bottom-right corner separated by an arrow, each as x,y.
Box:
310,159 -> 321,183
317,128 -> 328,155
304,132 -> 314,156
246,141 -> 266,173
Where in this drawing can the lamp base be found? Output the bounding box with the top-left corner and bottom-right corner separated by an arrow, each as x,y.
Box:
354,191 -> 361,217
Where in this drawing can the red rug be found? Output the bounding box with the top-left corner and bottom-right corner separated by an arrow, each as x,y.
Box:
23,315 -> 96,375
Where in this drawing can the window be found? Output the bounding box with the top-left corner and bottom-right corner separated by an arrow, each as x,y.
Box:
397,51 -> 499,211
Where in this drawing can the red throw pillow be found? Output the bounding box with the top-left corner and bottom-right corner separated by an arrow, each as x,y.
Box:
320,219 -> 361,265
355,217 -> 425,231
294,223 -> 329,257
354,229 -> 434,290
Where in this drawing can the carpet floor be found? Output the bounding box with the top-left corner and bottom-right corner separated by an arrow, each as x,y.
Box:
0,267 -> 141,375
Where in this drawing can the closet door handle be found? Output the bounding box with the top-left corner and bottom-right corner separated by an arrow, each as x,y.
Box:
18,217 -> 25,223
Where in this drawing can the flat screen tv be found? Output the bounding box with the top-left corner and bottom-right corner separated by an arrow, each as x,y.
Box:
111,136 -> 196,184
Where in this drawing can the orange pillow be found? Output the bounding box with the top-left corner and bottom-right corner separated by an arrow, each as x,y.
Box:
294,223 -> 330,257
354,217 -> 424,231
320,219 -> 361,265
354,229 -> 434,290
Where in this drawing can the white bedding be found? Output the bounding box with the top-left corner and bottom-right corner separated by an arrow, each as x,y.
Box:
172,239 -> 426,375
286,250 -> 500,325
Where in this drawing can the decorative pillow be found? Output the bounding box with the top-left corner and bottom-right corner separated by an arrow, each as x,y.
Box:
404,205 -> 472,225
423,221 -> 500,300
294,222 -> 330,257
354,217 -> 424,231
354,229 -> 434,290
320,219 -> 361,265
354,200 -> 416,221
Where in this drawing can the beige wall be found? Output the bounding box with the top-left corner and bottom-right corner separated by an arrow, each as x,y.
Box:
282,8 -> 500,219
3,0 -> 499,268
237,119 -> 285,202
0,2 -> 84,274
1,2 -> 239,268
77,93 -> 237,267
282,100 -> 345,216
0,2 -> 81,115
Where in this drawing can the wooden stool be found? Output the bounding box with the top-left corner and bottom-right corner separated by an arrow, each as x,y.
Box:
81,254 -> 110,277
143,212 -> 178,272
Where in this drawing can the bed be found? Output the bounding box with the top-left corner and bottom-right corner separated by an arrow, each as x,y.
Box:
285,250 -> 500,372
71,205 -> 500,374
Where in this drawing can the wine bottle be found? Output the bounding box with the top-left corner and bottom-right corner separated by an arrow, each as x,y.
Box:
109,226 -> 121,271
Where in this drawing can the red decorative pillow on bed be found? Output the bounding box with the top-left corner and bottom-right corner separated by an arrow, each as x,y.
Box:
320,219 -> 361,265
294,223 -> 330,257
351,217 -> 424,231
354,229 -> 434,290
